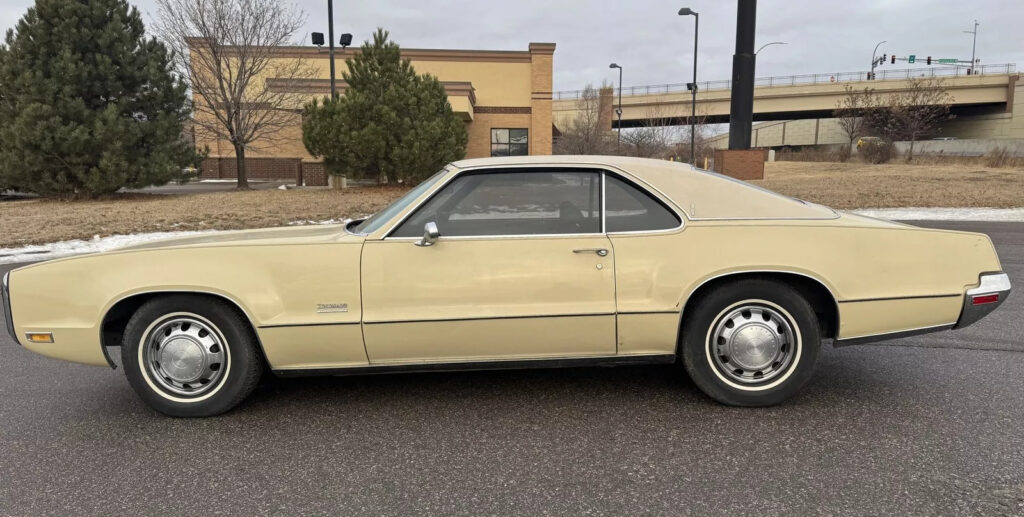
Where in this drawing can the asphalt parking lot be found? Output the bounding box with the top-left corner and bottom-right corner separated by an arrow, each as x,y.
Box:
1,221 -> 1022,516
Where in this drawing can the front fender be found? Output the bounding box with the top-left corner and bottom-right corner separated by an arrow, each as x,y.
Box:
9,242 -> 362,367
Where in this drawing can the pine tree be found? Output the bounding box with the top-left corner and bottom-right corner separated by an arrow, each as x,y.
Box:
0,0 -> 195,197
302,29 -> 468,184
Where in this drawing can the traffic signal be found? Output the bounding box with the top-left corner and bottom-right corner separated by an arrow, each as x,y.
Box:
927,56 -> 932,65
882,54 -> 887,63
891,55 -> 896,64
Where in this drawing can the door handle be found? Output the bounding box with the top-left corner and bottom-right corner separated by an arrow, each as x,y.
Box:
573,248 -> 608,256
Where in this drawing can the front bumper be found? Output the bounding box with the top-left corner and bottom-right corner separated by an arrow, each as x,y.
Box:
955,272 -> 1012,329
2,272 -> 17,344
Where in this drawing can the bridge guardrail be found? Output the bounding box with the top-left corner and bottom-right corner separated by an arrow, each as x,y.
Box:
553,63 -> 1017,100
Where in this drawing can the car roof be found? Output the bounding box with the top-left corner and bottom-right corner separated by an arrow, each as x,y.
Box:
450,155 -> 837,221
451,155 -> 699,176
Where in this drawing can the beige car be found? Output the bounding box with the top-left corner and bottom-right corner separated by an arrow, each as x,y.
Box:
1,156 -> 1011,417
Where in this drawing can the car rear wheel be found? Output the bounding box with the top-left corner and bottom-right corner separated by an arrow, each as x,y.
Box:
121,295 -> 263,417
681,279 -> 821,406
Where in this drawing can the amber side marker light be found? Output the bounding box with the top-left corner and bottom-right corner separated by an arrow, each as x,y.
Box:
972,294 -> 1000,305
26,332 -> 54,343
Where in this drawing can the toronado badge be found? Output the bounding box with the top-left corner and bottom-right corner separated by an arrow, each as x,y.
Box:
316,303 -> 349,313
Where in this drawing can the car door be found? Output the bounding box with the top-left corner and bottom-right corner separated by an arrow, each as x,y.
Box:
360,168 -> 616,364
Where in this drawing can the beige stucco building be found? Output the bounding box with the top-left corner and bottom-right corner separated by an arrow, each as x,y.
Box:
194,42 -> 555,184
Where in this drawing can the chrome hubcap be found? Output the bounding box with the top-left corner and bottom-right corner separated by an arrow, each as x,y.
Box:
143,316 -> 227,397
710,304 -> 796,384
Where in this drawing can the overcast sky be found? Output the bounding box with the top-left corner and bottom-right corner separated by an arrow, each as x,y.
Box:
2,0 -> 1021,92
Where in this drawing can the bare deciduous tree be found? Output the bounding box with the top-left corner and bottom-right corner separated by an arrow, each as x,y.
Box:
620,104 -> 681,159
864,77 -> 953,161
833,84 -> 876,161
553,84 -> 614,155
156,0 -> 314,188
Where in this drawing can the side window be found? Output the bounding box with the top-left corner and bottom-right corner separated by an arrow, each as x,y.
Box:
392,171 -> 601,237
605,175 -> 681,232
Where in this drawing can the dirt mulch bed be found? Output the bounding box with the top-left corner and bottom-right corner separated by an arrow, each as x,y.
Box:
0,187 -> 406,248
754,161 -> 1024,209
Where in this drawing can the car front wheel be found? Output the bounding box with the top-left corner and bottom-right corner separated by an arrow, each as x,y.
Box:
121,295 -> 263,417
681,279 -> 821,406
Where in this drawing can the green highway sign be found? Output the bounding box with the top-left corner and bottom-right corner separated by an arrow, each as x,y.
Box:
908,55 -> 916,63
938,58 -> 957,64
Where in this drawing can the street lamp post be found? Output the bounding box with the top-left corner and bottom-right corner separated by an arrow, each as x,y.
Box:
678,7 -> 698,166
327,0 -> 336,96
311,3 -> 352,98
609,63 -> 623,150
755,41 -> 786,55
963,20 -> 978,74
870,40 -> 886,80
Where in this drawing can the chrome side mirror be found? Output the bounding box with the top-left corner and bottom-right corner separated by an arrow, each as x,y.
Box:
415,221 -> 440,247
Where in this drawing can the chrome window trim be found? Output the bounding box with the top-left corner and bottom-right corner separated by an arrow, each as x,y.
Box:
601,172 -> 607,234
683,213 -> 841,222
380,161 -> 686,242
383,232 -> 607,242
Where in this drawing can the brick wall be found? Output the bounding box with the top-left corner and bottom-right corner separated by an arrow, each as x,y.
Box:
300,161 -> 328,186
713,149 -> 767,180
201,157 -> 301,181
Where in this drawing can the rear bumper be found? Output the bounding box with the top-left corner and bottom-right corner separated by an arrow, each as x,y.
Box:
2,272 -> 17,344
955,272 -> 1012,329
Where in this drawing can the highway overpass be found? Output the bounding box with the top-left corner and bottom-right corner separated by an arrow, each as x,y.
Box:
552,64 -> 1019,131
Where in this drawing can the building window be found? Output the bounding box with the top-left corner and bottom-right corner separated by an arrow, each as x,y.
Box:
491,128 -> 529,157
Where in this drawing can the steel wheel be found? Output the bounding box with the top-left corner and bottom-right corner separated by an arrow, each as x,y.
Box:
141,315 -> 229,397
709,303 -> 797,385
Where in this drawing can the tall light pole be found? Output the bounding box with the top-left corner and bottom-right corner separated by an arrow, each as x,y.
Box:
870,40 -> 886,80
678,7 -> 698,165
327,0 -> 336,96
963,20 -> 978,74
609,63 -> 623,150
755,41 -> 786,55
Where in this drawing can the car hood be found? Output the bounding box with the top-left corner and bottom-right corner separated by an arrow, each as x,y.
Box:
114,224 -> 358,251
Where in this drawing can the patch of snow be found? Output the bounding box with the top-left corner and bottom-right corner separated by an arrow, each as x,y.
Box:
0,231 -> 222,265
287,219 -> 345,226
852,207 -> 1024,222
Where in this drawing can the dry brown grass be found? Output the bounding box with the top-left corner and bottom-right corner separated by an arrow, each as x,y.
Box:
0,187 -> 406,247
3,161 -> 1024,248
753,161 -> 1024,209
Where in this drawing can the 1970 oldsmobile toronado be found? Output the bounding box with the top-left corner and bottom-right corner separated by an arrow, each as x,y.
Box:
1,156 -> 1012,416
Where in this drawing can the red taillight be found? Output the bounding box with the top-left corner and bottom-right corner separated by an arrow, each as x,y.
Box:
972,294 -> 1000,305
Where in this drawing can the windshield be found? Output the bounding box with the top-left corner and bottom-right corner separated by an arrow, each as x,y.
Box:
351,168 -> 450,234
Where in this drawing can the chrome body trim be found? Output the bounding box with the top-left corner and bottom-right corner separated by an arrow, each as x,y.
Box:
966,272 -> 1012,296
2,272 -> 17,345
956,272 -> 1012,329
833,323 -> 957,347
414,221 -> 440,247
680,269 -> 841,330
839,293 -> 961,304
363,312 -> 616,325
100,289 -> 268,370
24,331 -> 53,343
272,353 -> 678,378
